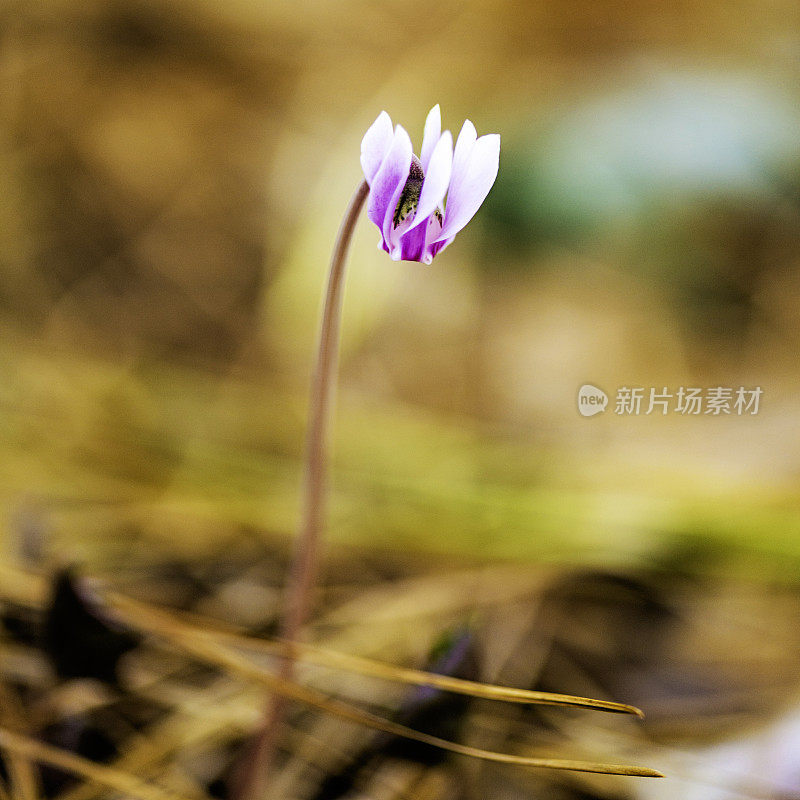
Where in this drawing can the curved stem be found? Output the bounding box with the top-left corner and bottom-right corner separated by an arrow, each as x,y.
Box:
232,179 -> 370,800
282,178 -> 369,651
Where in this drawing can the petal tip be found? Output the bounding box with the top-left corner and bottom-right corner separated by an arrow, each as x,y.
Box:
460,119 -> 478,138
425,104 -> 441,122
480,132 -> 501,152
361,110 -> 396,184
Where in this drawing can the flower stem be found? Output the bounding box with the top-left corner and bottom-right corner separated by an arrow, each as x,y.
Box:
232,179 -> 369,800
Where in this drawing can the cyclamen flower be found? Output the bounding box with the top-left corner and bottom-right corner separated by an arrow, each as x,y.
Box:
360,105 -> 500,264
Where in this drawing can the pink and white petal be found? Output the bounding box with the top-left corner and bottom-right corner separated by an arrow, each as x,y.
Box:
360,111 -> 394,185
406,130 -> 452,234
379,125 -> 414,257
399,221 -> 427,262
367,124 -> 412,245
434,133 -> 499,242
446,119 -> 478,202
426,236 -> 454,263
420,105 -> 442,172
422,211 -> 446,264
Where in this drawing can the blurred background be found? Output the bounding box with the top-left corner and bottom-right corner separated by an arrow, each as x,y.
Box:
2,1 -> 800,798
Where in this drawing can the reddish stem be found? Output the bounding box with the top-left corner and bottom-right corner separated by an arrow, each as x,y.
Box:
232,179 -> 370,800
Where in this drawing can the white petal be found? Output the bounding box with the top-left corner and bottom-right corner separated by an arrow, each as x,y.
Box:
435,133 -> 500,242
360,111 -> 394,185
380,125 -> 414,256
446,119 -> 477,204
406,130 -> 452,234
367,124 -> 412,248
420,104 -> 442,172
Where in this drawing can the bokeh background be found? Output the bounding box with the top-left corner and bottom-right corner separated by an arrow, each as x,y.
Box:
3,1 -> 800,798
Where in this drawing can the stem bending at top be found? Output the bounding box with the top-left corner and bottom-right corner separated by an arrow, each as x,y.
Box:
283,178 -> 370,649
233,179 -> 370,800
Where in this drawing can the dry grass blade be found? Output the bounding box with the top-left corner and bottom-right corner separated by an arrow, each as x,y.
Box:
0,728 -> 196,800
0,564 -> 46,609
260,640 -> 644,717
109,594 -> 644,717
0,682 -> 41,800
108,594 -> 663,778
3,745 -> 40,800
53,680 -> 254,800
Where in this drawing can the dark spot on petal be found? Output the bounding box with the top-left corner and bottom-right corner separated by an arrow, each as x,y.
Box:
408,154 -> 424,182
